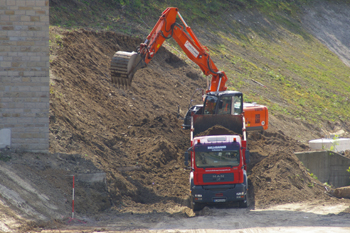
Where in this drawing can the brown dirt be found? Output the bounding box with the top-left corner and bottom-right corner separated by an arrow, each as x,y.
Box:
49,28 -> 205,213
49,28 -> 334,211
1,28 -> 345,232
195,125 -> 242,137
0,28 -> 344,231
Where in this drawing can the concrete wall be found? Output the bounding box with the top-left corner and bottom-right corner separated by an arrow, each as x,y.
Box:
0,0 -> 49,152
295,151 -> 350,188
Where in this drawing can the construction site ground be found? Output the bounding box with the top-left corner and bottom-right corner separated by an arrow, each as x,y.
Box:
0,27 -> 348,233
2,2 -> 350,231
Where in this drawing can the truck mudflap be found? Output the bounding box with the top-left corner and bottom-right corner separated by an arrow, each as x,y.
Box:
191,183 -> 247,204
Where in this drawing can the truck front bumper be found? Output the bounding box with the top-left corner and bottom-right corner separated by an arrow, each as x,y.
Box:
191,184 -> 247,204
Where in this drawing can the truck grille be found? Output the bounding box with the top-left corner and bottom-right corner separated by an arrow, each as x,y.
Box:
202,173 -> 234,183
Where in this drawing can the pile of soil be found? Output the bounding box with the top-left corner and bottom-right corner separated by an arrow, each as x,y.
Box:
49,28 -> 204,213
48,28 -> 332,214
247,130 -> 330,207
195,125 -> 242,137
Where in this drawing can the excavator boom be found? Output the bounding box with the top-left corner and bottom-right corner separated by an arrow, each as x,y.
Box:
110,7 -> 268,133
110,7 -> 227,92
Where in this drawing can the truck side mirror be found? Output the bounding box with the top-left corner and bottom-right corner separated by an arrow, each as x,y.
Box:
245,150 -> 250,164
184,151 -> 189,166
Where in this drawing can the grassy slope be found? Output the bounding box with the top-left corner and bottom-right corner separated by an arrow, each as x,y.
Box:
49,0 -> 350,126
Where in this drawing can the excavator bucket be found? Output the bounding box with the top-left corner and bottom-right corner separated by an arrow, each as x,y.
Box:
110,51 -> 143,87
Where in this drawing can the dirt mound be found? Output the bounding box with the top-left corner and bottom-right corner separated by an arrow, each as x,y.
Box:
196,125 -> 241,136
247,130 -> 308,168
249,150 -> 329,207
247,130 -> 330,207
49,28 -> 205,213
48,28 -> 333,215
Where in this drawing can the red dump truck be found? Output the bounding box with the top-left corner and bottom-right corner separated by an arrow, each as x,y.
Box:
184,112 -> 251,211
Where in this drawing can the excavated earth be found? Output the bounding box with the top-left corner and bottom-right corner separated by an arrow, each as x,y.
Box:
48,29 -> 335,211
1,28 -> 349,232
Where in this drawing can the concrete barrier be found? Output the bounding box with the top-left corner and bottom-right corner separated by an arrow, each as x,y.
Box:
295,151 -> 350,188
76,173 -> 106,184
309,138 -> 350,152
0,128 -> 11,149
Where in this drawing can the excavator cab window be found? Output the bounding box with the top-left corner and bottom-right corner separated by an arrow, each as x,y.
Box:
218,96 -> 232,115
233,95 -> 242,115
203,95 -> 218,114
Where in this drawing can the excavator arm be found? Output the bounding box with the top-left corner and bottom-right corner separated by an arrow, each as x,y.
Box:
110,7 -> 269,134
110,7 -> 227,92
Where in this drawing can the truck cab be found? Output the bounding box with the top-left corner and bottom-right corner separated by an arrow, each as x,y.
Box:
186,134 -> 250,211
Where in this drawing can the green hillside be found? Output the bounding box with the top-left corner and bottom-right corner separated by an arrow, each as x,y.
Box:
49,0 -> 350,125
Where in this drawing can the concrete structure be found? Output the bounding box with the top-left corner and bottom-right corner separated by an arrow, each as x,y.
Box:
77,173 -> 107,184
0,128 -> 11,148
295,151 -> 350,188
309,138 -> 350,152
0,0 -> 49,152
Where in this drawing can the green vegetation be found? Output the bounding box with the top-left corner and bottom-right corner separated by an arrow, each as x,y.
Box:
49,0 -> 350,125
50,0 -> 313,31
330,135 -> 339,151
0,152 -> 11,162
309,173 -> 318,180
211,24 -> 350,124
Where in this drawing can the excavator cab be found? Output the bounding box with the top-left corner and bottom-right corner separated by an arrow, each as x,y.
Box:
182,91 -> 244,130
202,91 -> 268,132
184,91 -> 268,135
203,92 -> 243,116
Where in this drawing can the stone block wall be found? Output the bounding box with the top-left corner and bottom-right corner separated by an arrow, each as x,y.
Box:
0,0 -> 49,152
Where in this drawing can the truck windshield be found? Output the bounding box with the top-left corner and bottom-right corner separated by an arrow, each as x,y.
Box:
195,148 -> 240,168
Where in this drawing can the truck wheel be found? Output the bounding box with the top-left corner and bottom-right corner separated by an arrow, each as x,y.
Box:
191,196 -> 204,211
238,197 -> 249,208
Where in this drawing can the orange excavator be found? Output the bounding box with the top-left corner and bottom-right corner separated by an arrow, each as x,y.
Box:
110,7 -> 268,135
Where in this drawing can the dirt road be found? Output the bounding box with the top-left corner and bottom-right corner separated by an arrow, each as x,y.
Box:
151,202 -> 350,233
31,201 -> 350,232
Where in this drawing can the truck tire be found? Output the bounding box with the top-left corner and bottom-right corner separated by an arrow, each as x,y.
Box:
191,196 -> 204,211
238,196 -> 249,208
239,172 -> 249,208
